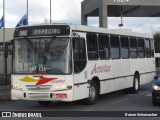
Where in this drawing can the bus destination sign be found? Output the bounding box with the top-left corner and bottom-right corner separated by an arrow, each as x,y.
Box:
32,28 -> 61,36
14,25 -> 70,37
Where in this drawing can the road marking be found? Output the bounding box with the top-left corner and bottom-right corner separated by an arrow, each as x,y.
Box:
113,98 -> 129,104
138,91 -> 150,96
125,94 -> 135,97
145,93 -> 152,97
138,91 -> 144,94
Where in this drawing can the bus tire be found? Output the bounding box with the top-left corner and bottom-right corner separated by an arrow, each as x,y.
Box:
131,74 -> 140,93
83,81 -> 98,105
38,101 -> 51,105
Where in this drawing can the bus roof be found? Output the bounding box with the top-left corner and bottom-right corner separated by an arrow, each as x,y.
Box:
70,24 -> 153,39
16,23 -> 153,39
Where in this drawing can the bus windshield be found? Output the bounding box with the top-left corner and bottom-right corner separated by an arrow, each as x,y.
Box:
13,37 -> 71,74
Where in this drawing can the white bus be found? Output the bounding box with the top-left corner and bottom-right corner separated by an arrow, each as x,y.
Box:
11,24 -> 156,105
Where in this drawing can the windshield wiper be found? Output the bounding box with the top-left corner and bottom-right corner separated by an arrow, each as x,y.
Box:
45,36 -> 56,51
22,38 -> 34,48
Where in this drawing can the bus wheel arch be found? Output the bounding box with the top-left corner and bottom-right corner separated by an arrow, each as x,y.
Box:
82,76 -> 100,105
92,77 -> 100,95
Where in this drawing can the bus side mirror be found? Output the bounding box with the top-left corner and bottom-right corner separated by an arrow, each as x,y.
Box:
154,76 -> 159,80
4,43 -> 8,58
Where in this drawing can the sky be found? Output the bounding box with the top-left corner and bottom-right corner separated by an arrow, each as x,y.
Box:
0,0 -> 160,34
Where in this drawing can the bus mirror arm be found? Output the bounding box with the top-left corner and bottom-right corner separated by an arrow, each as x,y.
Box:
45,36 -> 56,51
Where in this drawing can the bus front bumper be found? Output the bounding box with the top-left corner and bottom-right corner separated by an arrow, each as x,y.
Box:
11,89 -> 72,101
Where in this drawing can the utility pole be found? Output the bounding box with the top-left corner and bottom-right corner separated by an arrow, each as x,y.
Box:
3,0 -> 7,84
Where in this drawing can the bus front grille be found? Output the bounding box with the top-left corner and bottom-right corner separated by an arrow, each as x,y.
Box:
26,85 -> 52,91
28,93 -> 50,99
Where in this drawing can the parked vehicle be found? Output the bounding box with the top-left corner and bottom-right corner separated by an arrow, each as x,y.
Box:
152,76 -> 160,106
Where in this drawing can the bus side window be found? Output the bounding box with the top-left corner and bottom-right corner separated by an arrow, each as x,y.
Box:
120,36 -> 129,59
110,35 -> 120,59
145,39 -> 151,58
130,37 -> 138,58
73,37 -> 87,73
150,39 -> 155,57
86,33 -> 98,60
98,34 -> 110,60
138,38 -> 145,58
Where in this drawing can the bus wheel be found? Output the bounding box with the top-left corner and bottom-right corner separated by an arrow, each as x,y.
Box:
83,81 -> 98,105
131,75 -> 140,93
38,101 -> 51,105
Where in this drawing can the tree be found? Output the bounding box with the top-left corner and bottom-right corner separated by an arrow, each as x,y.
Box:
154,32 -> 160,53
154,32 -> 160,67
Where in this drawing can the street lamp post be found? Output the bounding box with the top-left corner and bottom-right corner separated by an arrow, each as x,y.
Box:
27,0 -> 29,24
50,0 -> 52,23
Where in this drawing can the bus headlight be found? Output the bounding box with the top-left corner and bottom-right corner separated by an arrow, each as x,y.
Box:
53,85 -> 72,91
61,86 -> 66,89
54,86 -> 67,91
54,86 -> 60,90
12,85 -> 23,90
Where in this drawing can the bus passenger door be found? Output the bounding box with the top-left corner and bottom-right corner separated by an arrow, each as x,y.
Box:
72,34 -> 89,100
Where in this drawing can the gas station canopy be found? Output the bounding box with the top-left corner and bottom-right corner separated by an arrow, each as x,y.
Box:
81,0 -> 160,27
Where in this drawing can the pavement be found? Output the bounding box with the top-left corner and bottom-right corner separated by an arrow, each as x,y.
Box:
0,85 -> 11,101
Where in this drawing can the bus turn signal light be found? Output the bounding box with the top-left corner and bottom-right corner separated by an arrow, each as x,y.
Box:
67,86 -> 72,90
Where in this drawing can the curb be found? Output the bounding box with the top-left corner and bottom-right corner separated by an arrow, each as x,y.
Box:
0,97 -> 11,101
0,85 -> 11,101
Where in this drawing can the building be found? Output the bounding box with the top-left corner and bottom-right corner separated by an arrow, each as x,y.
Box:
81,0 -> 160,28
0,28 -> 14,85
81,0 -> 160,68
